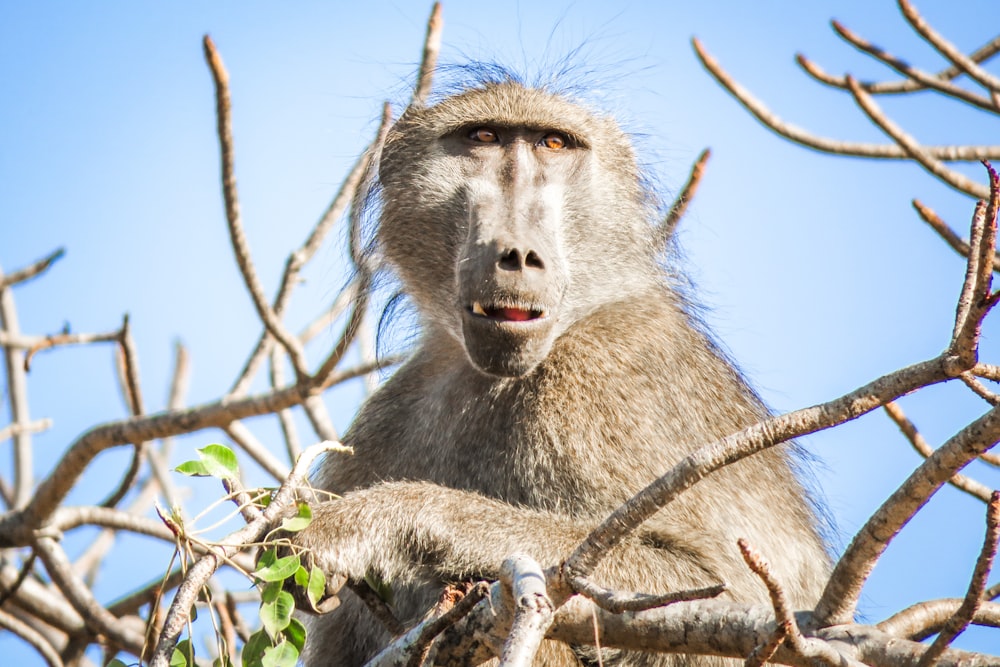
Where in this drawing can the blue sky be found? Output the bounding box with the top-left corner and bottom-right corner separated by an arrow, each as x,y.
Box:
2,1 -> 999,662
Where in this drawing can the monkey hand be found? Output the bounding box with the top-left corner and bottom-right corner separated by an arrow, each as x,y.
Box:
260,481 -> 461,615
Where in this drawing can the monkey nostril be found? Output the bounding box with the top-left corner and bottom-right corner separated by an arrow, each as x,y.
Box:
497,248 -> 545,271
524,250 -> 544,270
498,249 -> 522,271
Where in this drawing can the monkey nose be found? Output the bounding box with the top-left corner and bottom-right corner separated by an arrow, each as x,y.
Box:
497,248 -> 545,271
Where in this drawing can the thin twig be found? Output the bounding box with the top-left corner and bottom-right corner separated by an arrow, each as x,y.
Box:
223,421 -> 290,481
912,199 -> 1000,273
917,491 -> 1000,666
0,419 -> 52,444
0,266 -> 34,509
270,346 -> 301,463
884,401 -> 993,502
659,148 -> 711,243
831,20 -> 996,112
33,536 -> 147,654
899,0 -> 1000,99
845,76 -> 990,199
692,37 -> 1000,162
738,540 -> 795,666
228,140 -> 373,398
412,2 -> 443,107
569,575 -> 725,613
795,34 -> 1000,95
962,373 -> 1000,407
100,315 -> 147,510
0,248 -> 65,290
21,329 -> 121,371
203,35 -> 311,380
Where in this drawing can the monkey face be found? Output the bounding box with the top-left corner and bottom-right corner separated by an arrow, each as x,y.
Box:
378,81 -> 654,378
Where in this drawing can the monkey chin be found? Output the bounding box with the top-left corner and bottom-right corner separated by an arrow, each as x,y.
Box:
460,310 -> 557,378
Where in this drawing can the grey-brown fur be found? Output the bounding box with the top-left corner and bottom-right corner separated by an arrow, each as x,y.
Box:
288,80 -> 830,666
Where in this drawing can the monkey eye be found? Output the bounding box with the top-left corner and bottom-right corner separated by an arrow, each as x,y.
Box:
468,127 -> 499,143
539,132 -> 568,150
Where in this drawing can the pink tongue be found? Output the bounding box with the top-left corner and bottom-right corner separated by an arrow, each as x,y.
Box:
498,307 -> 533,321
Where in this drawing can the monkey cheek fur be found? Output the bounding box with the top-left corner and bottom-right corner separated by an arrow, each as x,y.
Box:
460,309 -> 557,377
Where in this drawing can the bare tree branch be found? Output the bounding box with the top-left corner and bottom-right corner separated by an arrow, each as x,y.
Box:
692,37 -> 1000,162
917,491 -> 1000,666
830,20 -> 997,112
202,35 -> 311,380
898,0 -> 1000,100
912,199 -> 1000,272
846,76 -> 991,199
795,34 -> 1000,95
412,2 -> 443,107
878,599 -> 1000,640
0,248 -> 65,290
884,401 -> 994,502
34,536 -> 147,654
0,608 -> 63,667
659,148 -> 711,243
1,264 -> 34,509
814,405 -> 1000,627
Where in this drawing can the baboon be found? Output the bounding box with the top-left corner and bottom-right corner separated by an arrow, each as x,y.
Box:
284,78 -> 831,665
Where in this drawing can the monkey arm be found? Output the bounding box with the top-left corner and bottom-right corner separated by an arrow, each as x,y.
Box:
275,480 -> 735,611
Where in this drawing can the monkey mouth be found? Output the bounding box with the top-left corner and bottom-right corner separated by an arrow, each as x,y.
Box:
469,301 -> 547,323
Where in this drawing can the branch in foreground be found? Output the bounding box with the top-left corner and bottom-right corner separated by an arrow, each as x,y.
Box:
877,598 -> 1000,641
366,582 -> 489,667
498,554 -> 555,667
814,403 -> 1000,627
563,354 -> 952,582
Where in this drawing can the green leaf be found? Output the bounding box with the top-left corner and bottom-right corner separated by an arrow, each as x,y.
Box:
293,565 -> 309,588
105,660 -> 129,667
174,460 -> 211,477
256,553 -> 300,583
283,617 -> 307,652
199,443 -> 239,478
278,502 -> 313,533
171,639 -> 194,667
306,566 -> 327,610
262,641 -> 300,667
241,629 -> 273,667
260,589 -> 295,638
174,444 -> 238,480
212,657 -> 235,667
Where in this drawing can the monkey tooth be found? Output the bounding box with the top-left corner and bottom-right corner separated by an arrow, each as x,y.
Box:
472,301 -> 487,316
